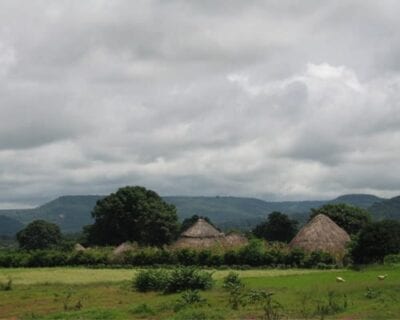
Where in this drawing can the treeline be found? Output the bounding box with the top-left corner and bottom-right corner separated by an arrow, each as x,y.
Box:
0,240 -> 336,269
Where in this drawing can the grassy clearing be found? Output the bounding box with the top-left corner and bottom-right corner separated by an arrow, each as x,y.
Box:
0,266 -> 399,319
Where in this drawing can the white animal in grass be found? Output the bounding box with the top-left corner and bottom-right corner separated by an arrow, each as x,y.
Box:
336,276 -> 346,283
377,274 -> 388,280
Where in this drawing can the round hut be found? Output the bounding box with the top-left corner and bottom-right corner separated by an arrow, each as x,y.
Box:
173,218 -> 225,249
289,214 -> 350,259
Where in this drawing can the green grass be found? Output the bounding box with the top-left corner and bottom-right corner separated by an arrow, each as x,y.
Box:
0,265 -> 399,319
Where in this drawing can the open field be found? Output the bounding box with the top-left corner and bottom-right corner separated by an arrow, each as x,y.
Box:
1,266 -> 400,319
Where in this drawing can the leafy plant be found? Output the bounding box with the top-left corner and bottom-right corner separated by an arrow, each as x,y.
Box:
262,293 -> 285,320
174,290 -> 208,311
0,277 -> 12,291
365,287 -> 381,299
133,269 -> 170,292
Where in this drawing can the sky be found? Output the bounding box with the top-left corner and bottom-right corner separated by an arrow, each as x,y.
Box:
1,1 -> 400,208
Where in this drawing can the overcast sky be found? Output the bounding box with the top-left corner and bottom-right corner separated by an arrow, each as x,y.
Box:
1,1 -> 400,208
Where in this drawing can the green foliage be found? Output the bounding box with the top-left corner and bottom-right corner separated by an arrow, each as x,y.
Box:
384,253 -> 400,265
238,239 -> 266,266
164,267 -> 213,294
174,290 -> 208,312
85,186 -> 180,246
310,203 -> 371,235
130,303 -> 155,317
364,287 -> 381,299
133,267 -> 213,294
0,277 -> 12,291
314,291 -> 348,319
16,220 -> 62,250
133,269 -> 170,292
261,292 -> 285,320
253,212 -> 298,243
222,272 -> 242,290
350,220 -> 400,263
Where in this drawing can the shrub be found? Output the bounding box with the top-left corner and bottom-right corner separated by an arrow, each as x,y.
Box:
176,249 -> 198,266
238,239 -> 265,266
133,267 -> 213,294
0,277 -> 12,291
133,269 -> 170,292
164,267 -> 213,293
384,253 -> 400,265
222,272 -> 242,290
174,290 -> 208,312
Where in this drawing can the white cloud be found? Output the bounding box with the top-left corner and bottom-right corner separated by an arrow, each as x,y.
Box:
0,1 -> 400,207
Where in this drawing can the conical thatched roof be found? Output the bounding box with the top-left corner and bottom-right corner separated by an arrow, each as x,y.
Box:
74,243 -> 86,252
181,218 -> 224,238
113,242 -> 136,255
289,214 -> 350,258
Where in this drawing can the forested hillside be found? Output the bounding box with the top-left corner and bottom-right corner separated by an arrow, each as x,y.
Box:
0,193 -> 388,235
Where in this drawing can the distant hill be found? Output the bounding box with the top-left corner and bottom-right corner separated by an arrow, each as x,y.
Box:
0,215 -> 24,236
0,196 -> 103,234
368,196 -> 400,220
0,193 -> 387,235
329,194 -> 384,209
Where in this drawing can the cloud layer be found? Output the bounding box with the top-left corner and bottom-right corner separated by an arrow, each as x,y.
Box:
1,0 -> 400,207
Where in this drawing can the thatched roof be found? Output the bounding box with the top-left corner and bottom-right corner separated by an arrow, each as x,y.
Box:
74,243 -> 86,252
173,219 -> 247,250
113,242 -> 136,255
224,232 -> 248,247
181,218 -> 224,238
289,214 -> 350,258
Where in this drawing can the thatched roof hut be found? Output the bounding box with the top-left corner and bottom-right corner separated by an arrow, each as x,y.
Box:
289,214 -> 350,259
74,243 -> 86,252
224,232 -> 249,247
173,219 -> 248,250
173,218 -> 225,249
113,242 -> 137,255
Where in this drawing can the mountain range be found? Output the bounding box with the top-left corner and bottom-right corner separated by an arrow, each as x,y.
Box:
0,193 -> 398,236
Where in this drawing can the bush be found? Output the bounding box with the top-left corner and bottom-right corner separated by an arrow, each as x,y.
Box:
238,239 -> 265,266
222,272 -> 242,290
384,253 -> 400,265
133,269 -> 170,292
164,267 -> 213,294
133,267 -> 213,294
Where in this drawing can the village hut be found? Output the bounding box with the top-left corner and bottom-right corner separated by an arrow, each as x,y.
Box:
173,218 -> 225,249
113,242 -> 137,255
289,214 -> 351,259
74,243 -> 86,252
224,231 -> 249,248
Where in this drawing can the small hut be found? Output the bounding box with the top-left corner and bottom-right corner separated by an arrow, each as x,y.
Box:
74,243 -> 86,252
289,214 -> 350,259
113,242 -> 137,255
173,218 -> 225,249
224,231 -> 249,248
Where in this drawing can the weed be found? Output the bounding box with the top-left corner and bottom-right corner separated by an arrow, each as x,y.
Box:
0,276 -> 12,291
261,293 -> 285,320
174,290 -> 208,312
365,287 -> 381,299
130,303 -> 155,317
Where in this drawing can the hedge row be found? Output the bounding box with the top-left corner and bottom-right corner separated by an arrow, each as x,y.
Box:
0,241 -> 337,268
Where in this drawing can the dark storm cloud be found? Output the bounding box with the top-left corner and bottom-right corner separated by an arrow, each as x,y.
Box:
1,0 -> 400,207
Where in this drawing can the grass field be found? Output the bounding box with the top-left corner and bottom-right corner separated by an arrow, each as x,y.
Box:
0,266 -> 399,319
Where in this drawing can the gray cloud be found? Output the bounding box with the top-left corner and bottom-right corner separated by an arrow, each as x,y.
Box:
1,0 -> 400,207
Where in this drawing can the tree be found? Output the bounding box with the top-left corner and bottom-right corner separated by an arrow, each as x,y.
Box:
309,203 -> 371,235
252,212 -> 298,243
85,186 -> 180,246
16,220 -> 62,250
350,220 -> 400,264
180,215 -> 217,233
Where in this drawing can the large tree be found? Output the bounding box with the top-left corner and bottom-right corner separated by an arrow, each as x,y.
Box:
17,220 -> 62,250
310,203 -> 371,235
85,186 -> 180,246
350,220 -> 400,264
252,211 -> 298,243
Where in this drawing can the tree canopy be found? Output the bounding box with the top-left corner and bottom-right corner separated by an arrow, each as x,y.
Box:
85,186 -> 180,246
350,220 -> 400,264
309,203 -> 370,235
16,220 -> 62,250
252,211 -> 298,243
